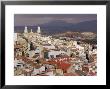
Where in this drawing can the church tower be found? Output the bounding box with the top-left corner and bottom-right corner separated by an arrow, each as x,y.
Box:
24,26 -> 28,33
37,26 -> 41,34
30,29 -> 33,33
23,26 -> 28,38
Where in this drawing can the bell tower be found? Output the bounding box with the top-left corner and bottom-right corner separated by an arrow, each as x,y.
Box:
24,26 -> 28,33
37,26 -> 41,34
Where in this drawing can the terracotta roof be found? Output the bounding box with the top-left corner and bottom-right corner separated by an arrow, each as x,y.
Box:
64,73 -> 79,76
57,62 -> 71,71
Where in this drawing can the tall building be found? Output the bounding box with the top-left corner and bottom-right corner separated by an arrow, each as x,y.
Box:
37,26 -> 41,37
30,29 -> 33,33
37,26 -> 41,34
24,26 -> 28,38
24,26 -> 28,33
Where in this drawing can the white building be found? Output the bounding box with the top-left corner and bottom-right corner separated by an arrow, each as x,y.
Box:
28,50 -> 35,58
24,26 -> 28,33
14,33 -> 18,41
37,26 -> 41,34
48,50 -> 67,58
23,26 -> 28,38
76,45 -> 84,52
34,45 -> 44,58
43,45 -> 55,50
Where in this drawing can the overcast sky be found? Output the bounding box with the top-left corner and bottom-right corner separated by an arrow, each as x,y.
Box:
14,14 -> 97,26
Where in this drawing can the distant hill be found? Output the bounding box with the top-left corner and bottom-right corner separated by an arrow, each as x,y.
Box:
14,20 -> 97,35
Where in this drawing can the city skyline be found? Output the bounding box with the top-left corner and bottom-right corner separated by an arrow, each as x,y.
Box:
14,14 -> 97,76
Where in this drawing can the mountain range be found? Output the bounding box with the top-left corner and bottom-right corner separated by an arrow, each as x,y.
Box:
14,20 -> 97,35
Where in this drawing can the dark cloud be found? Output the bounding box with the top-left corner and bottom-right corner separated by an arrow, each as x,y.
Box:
14,14 -> 97,26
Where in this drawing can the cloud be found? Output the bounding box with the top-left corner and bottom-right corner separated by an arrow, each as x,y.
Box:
14,14 -> 97,26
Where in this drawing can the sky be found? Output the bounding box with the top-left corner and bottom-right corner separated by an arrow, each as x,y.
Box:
14,14 -> 97,26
